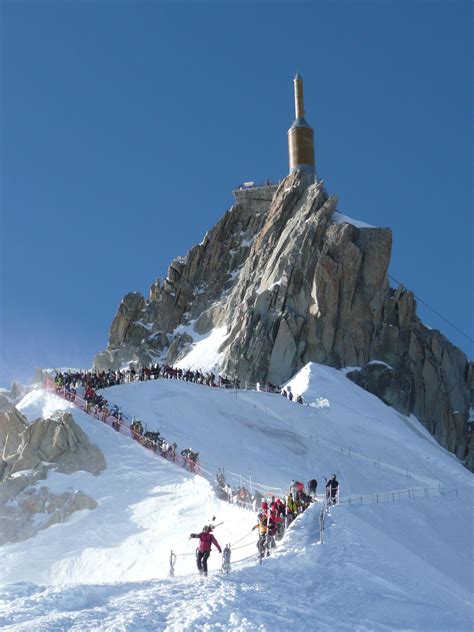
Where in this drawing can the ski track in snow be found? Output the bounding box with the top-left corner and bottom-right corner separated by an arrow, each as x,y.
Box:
0,363 -> 472,631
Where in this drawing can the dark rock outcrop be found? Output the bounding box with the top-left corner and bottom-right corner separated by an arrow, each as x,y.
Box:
346,362 -> 413,415
94,173 -> 472,470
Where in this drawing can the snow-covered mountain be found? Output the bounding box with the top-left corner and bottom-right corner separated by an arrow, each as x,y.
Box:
93,173 -> 473,470
1,363 -> 472,631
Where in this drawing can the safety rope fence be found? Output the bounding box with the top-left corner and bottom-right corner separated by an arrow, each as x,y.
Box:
275,417 -> 444,489
44,367 -> 441,491
340,485 -> 458,507
44,378 -> 201,474
44,376 -> 286,504
169,528 -> 261,577
43,376 -> 291,574
43,373 -> 458,579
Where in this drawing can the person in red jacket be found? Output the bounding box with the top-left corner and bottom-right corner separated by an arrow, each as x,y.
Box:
190,525 -> 222,576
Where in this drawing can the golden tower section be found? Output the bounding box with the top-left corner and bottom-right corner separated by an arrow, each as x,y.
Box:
294,74 -> 305,119
288,73 -> 315,176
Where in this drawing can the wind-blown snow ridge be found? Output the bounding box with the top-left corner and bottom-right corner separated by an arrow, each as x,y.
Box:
1,363 -> 472,631
331,210 -> 374,228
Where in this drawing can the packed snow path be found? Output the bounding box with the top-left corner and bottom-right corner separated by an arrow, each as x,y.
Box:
1,502 -> 472,631
0,364 -> 472,630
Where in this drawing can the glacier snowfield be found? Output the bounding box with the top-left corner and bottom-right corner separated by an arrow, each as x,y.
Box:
0,363 -> 472,631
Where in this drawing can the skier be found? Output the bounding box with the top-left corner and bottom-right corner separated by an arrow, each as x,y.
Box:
325,474 -> 339,504
189,525 -> 222,576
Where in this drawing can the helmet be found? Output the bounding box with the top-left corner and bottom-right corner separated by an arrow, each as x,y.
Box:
202,525 -> 210,532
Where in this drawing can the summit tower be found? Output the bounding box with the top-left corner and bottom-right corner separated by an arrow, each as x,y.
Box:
287,73 -> 316,179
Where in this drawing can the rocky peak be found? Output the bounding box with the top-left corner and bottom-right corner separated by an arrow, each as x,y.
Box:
94,172 -> 472,470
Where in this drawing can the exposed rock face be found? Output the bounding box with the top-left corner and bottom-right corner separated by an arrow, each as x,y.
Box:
0,487 -> 97,545
346,362 -> 413,416
2,410 -> 106,479
94,173 -> 472,470
0,407 -> 29,462
0,409 -> 106,544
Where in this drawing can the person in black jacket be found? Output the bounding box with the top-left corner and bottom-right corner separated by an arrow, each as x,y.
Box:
325,474 -> 339,504
308,478 -> 318,500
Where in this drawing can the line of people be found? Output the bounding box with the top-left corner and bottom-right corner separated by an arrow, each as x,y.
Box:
53,366 -> 288,397
186,474 -> 341,576
52,373 -> 342,573
53,371 -> 340,523
53,366 -> 239,391
51,374 -> 199,473
53,371 -> 339,508
281,388 -> 304,404
213,473 -> 331,562
253,476 -> 340,561
252,479 -> 321,560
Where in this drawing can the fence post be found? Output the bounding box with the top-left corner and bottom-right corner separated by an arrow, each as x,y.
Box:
169,550 -> 176,577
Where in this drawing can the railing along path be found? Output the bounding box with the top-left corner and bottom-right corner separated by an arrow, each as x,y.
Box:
44,375 -> 458,577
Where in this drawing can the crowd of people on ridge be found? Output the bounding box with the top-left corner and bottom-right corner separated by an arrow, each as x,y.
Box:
53,365 -> 242,393
212,473 -> 340,563
53,364 -> 307,404
52,367 -> 341,569
52,370 -> 200,472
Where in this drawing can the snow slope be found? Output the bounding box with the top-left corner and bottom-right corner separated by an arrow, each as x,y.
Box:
0,363 -> 472,631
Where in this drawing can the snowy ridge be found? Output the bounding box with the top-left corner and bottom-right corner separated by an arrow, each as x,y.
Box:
0,363 -> 473,630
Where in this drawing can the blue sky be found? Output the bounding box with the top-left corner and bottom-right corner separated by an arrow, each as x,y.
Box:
1,1 -> 472,387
